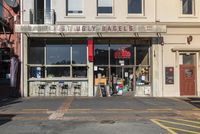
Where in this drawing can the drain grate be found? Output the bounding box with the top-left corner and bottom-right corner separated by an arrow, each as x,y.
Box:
100,120 -> 115,124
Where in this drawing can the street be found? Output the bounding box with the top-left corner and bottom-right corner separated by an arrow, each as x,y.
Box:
0,97 -> 199,134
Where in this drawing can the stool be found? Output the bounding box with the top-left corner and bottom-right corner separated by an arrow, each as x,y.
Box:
38,84 -> 46,96
49,85 -> 57,96
73,83 -> 81,96
60,84 -> 68,96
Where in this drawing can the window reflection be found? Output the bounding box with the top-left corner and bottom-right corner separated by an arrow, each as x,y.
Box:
29,43 -> 44,64
136,46 -> 149,65
47,67 -> 70,77
46,45 -> 70,65
72,45 -> 87,64
128,0 -> 142,14
72,67 -> 87,78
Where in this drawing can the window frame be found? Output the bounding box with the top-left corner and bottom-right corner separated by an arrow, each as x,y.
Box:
127,0 -> 145,17
66,0 -> 84,16
97,0 -> 114,16
180,0 -> 195,16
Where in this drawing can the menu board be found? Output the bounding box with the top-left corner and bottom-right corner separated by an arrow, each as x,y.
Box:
165,67 -> 174,84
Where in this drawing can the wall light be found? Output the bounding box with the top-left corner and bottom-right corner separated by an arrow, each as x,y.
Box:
187,35 -> 193,44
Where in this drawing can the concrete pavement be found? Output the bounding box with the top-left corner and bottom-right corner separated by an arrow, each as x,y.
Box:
0,96 -> 199,134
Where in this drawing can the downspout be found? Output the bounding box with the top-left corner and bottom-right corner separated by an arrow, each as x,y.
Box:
20,0 -> 24,97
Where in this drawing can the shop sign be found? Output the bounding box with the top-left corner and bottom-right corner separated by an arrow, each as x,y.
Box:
15,24 -> 167,33
165,67 -> 174,84
114,49 -> 131,59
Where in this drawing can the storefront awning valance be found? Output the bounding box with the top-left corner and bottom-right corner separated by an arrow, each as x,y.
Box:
15,24 -> 167,34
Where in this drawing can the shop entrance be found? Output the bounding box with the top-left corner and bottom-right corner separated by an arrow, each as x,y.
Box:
111,67 -> 134,92
93,38 -> 152,96
179,53 -> 196,96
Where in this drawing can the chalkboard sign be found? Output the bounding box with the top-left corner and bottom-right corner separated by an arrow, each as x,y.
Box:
165,67 -> 174,84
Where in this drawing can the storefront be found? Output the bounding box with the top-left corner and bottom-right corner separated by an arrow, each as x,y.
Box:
15,24 -> 171,97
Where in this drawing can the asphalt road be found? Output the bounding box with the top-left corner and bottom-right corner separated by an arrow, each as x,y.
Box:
0,97 -> 199,134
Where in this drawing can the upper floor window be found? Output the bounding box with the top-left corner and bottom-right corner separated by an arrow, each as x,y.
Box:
97,0 -> 113,15
66,0 -> 83,15
128,0 -> 143,14
182,0 -> 194,15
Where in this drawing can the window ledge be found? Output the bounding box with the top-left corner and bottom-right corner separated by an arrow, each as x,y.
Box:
178,15 -> 198,19
126,15 -> 147,19
64,15 -> 86,19
95,16 -> 116,19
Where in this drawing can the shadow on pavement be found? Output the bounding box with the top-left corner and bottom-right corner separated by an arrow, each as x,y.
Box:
0,98 -> 22,108
0,114 -> 15,126
183,97 -> 200,108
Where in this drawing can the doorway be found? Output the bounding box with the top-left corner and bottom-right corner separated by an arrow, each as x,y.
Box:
110,67 -> 134,92
179,53 -> 196,96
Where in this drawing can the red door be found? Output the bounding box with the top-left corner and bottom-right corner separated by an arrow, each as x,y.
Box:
180,65 -> 196,96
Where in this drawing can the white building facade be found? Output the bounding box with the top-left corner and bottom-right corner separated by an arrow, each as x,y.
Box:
16,0 -> 200,97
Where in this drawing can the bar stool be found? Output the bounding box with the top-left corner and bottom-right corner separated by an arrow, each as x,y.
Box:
73,83 -> 81,96
38,84 -> 46,96
60,84 -> 69,96
49,84 -> 57,96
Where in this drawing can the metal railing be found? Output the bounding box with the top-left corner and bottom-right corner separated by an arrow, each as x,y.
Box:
29,9 -> 55,24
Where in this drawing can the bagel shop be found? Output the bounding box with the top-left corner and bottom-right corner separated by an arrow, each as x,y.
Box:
15,24 -> 166,97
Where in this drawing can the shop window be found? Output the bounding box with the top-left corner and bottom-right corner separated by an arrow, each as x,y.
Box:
72,45 -> 87,64
97,0 -> 113,15
136,46 -> 149,65
0,48 -> 11,83
47,67 -> 70,77
72,67 -> 87,78
110,44 -> 134,65
29,66 -> 45,78
94,44 -> 109,65
66,0 -> 83,15
182,0 -> 194,15
46,45 -> 70,65
136,66 -> 150,85
28,42 -> 44,64
128,0 -> 144,14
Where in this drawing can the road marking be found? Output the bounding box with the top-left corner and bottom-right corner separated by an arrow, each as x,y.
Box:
174,119 -> 200,125
157,119 -> 200,129
105,109 -> 133,111
192,108 -> 200,111
49,97 -> 74,120
69,109 -> 91,111
22,109 -> 48,111
147,108 -> 172,111
168,127 -> 200,134
150,119 -> 177,134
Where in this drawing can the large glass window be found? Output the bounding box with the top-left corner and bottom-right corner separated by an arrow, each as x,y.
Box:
110,44 -> 134,65
136,47 -> 149,65
47,67 -> 70,77
72,43 -> 87,64
46,45 -> 70,65
182,0 -> 193,14
94,44 -> 109,65
28,40 -> 44,64
28,38 -> 88,79
128,0 -> 143,14
66,0 -> 83,15
97,0 -> 113,14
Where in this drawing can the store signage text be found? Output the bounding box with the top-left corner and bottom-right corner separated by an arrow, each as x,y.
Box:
114,49 -> 131,59
15,24 -> 167,33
